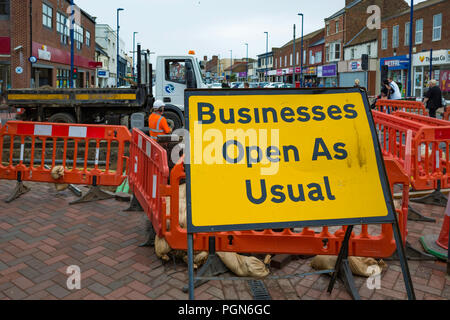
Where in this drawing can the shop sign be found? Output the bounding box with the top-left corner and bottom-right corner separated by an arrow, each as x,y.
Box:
413,50 -> 450,66
348,60 -> 362,72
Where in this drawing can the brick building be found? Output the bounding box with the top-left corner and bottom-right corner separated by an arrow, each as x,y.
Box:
324,0 -> 409,89
379,0 -> 449,99
0,0 -> 96,89
272,28 -> 324,84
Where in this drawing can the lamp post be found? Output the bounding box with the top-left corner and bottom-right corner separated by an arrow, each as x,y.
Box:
264,31 -> 268,82
407,0 -> 413,97
293,24 -> 296,85
245,43 -> 249,80
132,31 -> 138,79
298,13 -> 304,87
230,49 -> 232,81
116,8 -> 124,88
70,0 -> 74,88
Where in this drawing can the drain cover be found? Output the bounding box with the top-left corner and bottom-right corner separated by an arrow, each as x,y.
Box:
248,280 -> 271,300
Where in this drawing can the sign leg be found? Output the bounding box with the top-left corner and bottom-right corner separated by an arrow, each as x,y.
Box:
392,222 -> 416,300
187,233 -> 195,300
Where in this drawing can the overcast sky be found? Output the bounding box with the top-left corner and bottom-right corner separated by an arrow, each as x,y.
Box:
75,0 -> 426,64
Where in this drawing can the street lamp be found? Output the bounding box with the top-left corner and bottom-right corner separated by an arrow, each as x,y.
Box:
117,8 -> 124,88
230,49 -> 232,81
298,13 -> 304,87
293,24 -> 296,85
69,0 -> 75,88
133,31 -> 138,78
245,43 -> 248,82
264,31 -> 268,82
407,0 -> 413,97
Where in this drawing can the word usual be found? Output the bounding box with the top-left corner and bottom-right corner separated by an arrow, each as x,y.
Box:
246,176 -> 336,205
197,103 -> 358,125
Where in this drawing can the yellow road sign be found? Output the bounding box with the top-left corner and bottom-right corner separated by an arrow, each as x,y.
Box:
185,88 -> 394,232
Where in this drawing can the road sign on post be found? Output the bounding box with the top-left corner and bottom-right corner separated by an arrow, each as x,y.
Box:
184,87 -> 415,300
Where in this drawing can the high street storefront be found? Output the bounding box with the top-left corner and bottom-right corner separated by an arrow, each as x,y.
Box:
413,49 -> 450,99
380,55 -> 410,97
338,58 -> 377,95
317,64 -> 337,87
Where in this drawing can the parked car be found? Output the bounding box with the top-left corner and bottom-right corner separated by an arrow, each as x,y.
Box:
230,82 -> 242,89
264,82 -> 284,88
210,83 -> 222,89
257,82 -> 269,88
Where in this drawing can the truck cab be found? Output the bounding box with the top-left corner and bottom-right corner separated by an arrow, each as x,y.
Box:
154,54 -> 207,129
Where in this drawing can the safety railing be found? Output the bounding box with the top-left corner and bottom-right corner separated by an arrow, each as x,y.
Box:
128,128 -> 169,237
155,158 -> 408,259
0,121 -> 130,203
375,99 -> 428,116
372,110 -> 450,191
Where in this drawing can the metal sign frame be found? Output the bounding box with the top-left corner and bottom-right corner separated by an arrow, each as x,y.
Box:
183,87 -> 415,301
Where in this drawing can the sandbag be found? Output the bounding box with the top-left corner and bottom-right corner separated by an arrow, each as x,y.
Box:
51,165 -> 68,191
155,235 -> 172,261
310,255 -> 387,277
217,252 -> 270,278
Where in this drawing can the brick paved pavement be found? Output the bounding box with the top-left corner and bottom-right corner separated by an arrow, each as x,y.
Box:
0,180 -> 449,300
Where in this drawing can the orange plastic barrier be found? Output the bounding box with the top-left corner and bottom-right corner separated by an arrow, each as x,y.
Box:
444,109 -> 450,121
393,111 -> 450,127
154,157 -> 408,258
375,99 -> 428,116
0,121 -> 130,186
128,128 -> 169,237
372,110 -> 450,190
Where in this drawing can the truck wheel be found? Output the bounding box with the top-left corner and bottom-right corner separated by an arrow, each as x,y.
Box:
48,113 -> 76,123
164,111 -> 183,130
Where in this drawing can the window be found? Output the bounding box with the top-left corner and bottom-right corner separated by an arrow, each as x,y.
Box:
0,0 -> 10,15
279,57 -> 282,67
433,13 -> 442,41
289,54 -> 292,66
296,52 -> 299,65
393,25 -> 399,48
367,44 -> 371,57
334,43 -> 340,60
405,22 -> 410,46
284,55 -> 287,67
74,24 -> 84,50
57,69 -> 70,88
350,48 -> 355,59
315,51 -> 322,64
325,46 -> 329,62
326,24 -> 330,36
57,12 -> 69,44
86,31 -> 91,47
303,50 -> 306,64
415,18 -> 423,44
335,21 -> 339,33
309,50 -> 313,64
165,60 -> 186,84
42,3 -> 53,29
381,28 -> 388,49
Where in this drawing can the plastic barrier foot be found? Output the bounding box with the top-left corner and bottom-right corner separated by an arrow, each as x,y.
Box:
69,185 -> 115,205
5,181 -> 30,203
420,235 -> 447,261
386,241 -> 437,261
139,215 -> 156,247
408,205 -> 436,223
410,190 -> 448,207
182,253 -> 228,293
124,195 -> 144,212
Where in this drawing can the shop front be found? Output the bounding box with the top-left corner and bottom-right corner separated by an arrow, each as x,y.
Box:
380,55 -> 409,97
317,64 -> 337,87
413,49 -> 450,99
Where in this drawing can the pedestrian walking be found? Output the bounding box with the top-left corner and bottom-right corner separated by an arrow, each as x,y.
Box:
384,77 -> 402,100
423,79 -> 442,118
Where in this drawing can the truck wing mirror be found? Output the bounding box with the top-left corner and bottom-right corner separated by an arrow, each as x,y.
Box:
186,60 -> 196,89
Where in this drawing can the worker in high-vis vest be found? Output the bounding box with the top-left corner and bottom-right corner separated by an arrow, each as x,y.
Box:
148,100 -> 172,140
